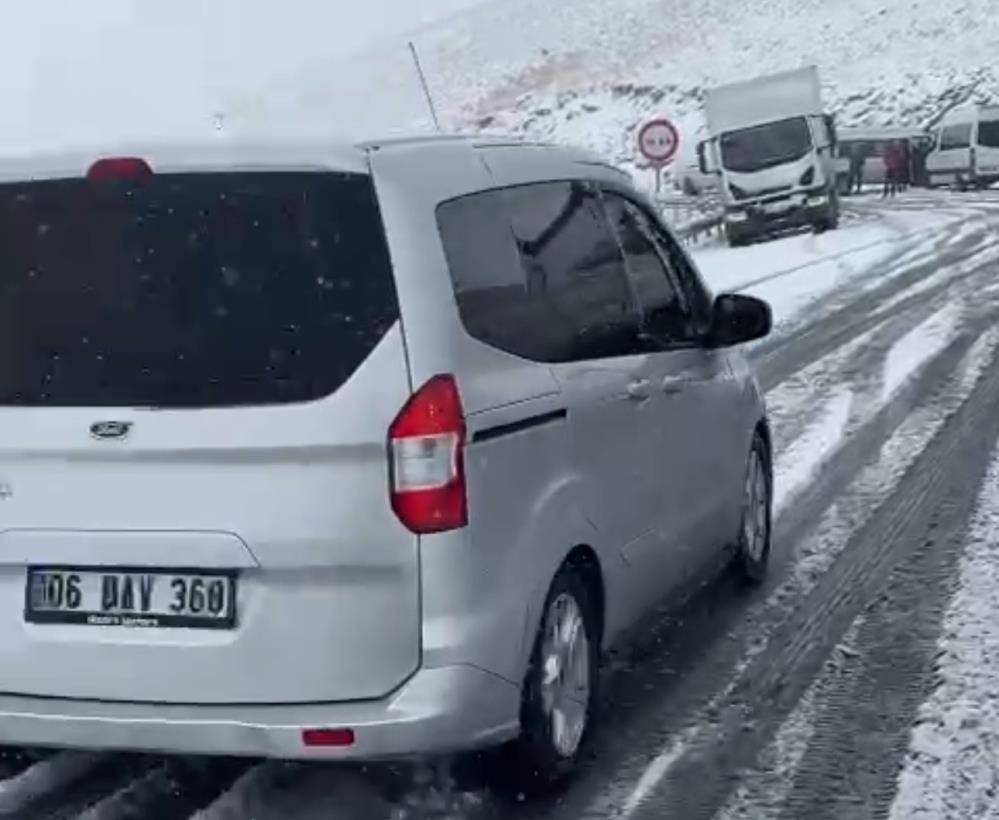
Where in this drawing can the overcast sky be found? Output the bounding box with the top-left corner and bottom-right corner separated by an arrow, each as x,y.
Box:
5,0 -> 486,149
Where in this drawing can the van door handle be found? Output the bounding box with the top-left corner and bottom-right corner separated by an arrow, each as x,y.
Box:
661,376 -> 688,395
626,379 -> 652,401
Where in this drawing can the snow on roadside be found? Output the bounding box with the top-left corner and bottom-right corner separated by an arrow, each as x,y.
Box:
691,209 -> 963,329
882,302 -> 963,402
773,390 -> 852,515
765,321 -> 889,455
888,437 -> 999,819
873,237 -> 999,317
787,327 -> 999,596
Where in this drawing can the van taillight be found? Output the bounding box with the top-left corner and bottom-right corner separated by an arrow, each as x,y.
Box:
389,375 -> 467,534
86,157 -> 154,185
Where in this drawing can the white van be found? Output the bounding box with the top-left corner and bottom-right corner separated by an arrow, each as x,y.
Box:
926,105 -> 999,189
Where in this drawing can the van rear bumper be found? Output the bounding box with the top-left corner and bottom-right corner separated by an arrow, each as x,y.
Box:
0,665 -> 521,760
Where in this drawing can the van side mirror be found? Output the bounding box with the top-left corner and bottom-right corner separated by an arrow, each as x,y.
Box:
707,294 -> 772,347
696,142 -> 708,175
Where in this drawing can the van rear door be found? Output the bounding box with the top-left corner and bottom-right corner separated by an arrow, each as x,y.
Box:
0,165 -> 421,704
929,122 -> 974,183
975,119 -> 999,180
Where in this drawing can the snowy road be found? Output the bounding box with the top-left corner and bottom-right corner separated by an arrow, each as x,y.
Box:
5,189 -> 999,819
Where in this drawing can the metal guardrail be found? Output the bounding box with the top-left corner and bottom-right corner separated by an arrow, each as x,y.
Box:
676,213 -> 724,243
654,193 -> 724,244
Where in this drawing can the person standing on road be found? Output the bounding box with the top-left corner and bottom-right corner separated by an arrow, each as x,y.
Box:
847,143 -> 866,195
897,140 -> 912,191
882,141 -> 901,198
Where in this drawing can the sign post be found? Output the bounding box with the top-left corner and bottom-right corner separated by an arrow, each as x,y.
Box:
637,118 -> 680,194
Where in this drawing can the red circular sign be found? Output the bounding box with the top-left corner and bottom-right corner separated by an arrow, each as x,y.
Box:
638,118 -> 680,165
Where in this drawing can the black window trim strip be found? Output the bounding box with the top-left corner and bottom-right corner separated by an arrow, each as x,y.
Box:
471,408 -> 568,443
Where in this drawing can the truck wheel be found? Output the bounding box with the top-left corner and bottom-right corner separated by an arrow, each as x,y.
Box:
726,225 -> 750,247
812,195 -> 839,234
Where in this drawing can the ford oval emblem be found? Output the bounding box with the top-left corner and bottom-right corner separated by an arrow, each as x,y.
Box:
90,421 -> 132,441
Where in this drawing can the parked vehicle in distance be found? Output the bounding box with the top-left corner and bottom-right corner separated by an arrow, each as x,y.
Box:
0,136 -> 771,785
832,126 -> 933,192
926,104 -> 999,189
698,65 -> 840,246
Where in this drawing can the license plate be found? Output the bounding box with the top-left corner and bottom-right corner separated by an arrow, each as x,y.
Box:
25,567 -> 236,629
762,200 -> 795,215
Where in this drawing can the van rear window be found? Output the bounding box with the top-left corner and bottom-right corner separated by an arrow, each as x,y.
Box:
978,121 -> 999,148
0,172 -> 398,407
940,123 -> 972,150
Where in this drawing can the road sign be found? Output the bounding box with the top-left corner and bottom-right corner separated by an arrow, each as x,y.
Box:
638,118 -> 680,166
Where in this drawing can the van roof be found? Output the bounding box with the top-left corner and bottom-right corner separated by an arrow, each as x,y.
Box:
938,105 -> 980,126
838,126 -> 928,141
0,133 -> 609,182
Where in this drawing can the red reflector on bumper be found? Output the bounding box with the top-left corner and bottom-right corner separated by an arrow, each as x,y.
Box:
302,728 -> 355,748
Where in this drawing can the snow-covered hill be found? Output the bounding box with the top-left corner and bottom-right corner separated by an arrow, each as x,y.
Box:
227,0 -> 999,174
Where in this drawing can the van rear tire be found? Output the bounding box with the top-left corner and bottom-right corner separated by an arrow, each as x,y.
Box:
506,565 -> 599,791
732,431 -> 772,585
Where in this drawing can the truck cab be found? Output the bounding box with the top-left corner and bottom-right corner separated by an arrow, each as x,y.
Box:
698,67 -> 839,246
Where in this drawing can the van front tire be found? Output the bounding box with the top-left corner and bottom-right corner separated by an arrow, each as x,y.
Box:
508,565 -> 599,791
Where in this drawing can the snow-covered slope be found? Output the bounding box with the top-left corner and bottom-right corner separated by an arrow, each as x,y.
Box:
227,0 -> 999,173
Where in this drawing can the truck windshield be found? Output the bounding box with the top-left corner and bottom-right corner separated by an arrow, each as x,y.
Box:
720,116 -> 812,173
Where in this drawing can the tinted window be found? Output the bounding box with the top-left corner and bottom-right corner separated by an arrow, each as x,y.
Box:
437,182 -> 641,362
0,172 -> 398,407
649,214 -> 715,335
940,123 -> 972,150
978,120 -> 999,148
601,192 -> 693,344
436,189 -> 556,361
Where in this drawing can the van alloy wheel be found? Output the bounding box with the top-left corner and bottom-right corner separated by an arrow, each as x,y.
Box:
510,566 -> 598,789
735,432 -> 772,583
539,592 -> 591,758
743,447 -> 769,563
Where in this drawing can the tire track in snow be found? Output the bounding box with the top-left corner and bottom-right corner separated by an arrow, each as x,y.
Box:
715,618 -> 865,820
777,351 -> 999,819
73,758 -> 250,820
14,754 -> 152,820
582,318 -> 999,820
0,752 -> 104,816
620,314 -> 999,820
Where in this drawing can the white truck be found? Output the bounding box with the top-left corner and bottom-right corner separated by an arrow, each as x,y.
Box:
697,66 -> 839,246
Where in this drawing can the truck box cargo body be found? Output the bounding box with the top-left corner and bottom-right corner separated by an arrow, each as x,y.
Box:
699,66 -> 839,246
704,67 -> 823,136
